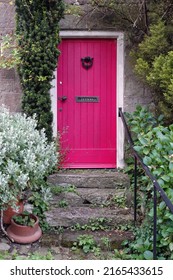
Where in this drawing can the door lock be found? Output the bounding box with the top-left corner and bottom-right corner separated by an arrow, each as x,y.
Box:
58,96 -> 67,101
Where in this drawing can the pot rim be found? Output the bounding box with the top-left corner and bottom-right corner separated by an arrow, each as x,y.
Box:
11,213 -> 39,228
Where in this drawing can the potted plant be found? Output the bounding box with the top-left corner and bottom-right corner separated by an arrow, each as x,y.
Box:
7,211 -> 42,244
0,106 -> 58,238
3,199 -> 24,225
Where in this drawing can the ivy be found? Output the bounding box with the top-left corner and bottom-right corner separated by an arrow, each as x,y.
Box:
15,0 -> 64,141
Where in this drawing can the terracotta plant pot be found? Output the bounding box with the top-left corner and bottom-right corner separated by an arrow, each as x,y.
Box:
7,213 -> 42,244
3,200 -> 24,224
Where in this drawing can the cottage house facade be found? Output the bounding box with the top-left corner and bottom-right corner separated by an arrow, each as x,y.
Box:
0,0 -> 153,168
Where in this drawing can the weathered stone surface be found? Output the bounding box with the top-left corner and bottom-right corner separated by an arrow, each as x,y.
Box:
50,192 -> 85,208
50,186 -> 126,207
61,230 -> 134,250
45,206 -> 133,228
17,245 -> 31,255
48,171 -> 130,189
0,242 -> 10,251
78,188 -> 125,205
40,232 -> 62,247
0,237 -> 9,244
41,229 -> 134,250
36,247 -> 50,256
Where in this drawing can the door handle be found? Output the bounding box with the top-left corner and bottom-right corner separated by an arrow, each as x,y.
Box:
58,96 -> 67,101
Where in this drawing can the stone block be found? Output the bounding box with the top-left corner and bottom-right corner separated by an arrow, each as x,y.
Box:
45,206 -> 133,228
48,171 -> 130,189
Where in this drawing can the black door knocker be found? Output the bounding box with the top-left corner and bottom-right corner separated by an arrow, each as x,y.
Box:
81,56 -> 94,70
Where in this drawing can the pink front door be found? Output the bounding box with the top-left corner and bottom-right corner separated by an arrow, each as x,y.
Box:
57,39 -> 117,168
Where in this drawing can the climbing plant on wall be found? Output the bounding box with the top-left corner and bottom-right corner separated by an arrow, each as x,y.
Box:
131,20 -> 173,123
15,0 -> 64,141
90,1 -> 173,123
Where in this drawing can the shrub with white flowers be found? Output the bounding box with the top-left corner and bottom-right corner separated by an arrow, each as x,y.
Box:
0,106 -> 58,209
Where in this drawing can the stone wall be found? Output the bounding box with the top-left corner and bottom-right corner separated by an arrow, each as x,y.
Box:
0,0 -> 22,111
0,0 -> 153,113
0,0 -> 15,36
124,51 -> 153,113
60,0 -> 154,113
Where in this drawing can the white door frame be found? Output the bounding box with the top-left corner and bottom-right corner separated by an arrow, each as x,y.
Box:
50,31 -> 125,168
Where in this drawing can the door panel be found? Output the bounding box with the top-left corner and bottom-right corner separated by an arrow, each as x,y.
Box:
57,39 -> 117,168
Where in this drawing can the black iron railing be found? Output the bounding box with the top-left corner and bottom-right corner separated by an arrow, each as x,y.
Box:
119,107 -> 173,259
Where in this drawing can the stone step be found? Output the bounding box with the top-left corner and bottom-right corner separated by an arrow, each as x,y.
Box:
41,229 -> 134,251
48,170 -> 130,189
46,170 -> 133,253
45,206 -> 133,228
50,187 -> 132,208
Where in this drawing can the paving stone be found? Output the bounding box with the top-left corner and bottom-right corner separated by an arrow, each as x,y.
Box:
0,237 -> 9,244
51,246 -> 62,254
36,246 -> 50,255
0,243 -> 11,251
18,245 -> 31,255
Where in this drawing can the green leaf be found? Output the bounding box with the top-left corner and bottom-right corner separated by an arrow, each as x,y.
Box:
157,178 -> 164,187
161,175 -> 170,182
169,162 -> 173,172
143,156 -> 152,166
169,243 -> 173,251
139,136 -> 148,145
158,114 -> 164,122
143,147 -> 150,155
134,146 -> 142,152
159,201 -> 166,210
143,250 -> 153,260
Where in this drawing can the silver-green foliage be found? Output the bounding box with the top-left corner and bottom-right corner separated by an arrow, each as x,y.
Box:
0,106 -> 57,209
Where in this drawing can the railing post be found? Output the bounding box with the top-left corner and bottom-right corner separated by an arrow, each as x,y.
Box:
153,184 -> 157,260
134,156 -> 137,224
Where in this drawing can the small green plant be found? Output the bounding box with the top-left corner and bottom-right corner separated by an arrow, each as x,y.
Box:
113,195 -> 126,207
58,199 -> 68,208
26,251 -> 54,260
101,237 -> 111,251
101,194 -> 126,208
112,249 -> 132,260
65,185 -> 77,193
51,185 -> 77,195
0,251 -> 10,260
71,218 -> 111,231
0,249 -> 54,260
29,187 -> 51,232
72,234 -> 98,254
13,211 -> 35,227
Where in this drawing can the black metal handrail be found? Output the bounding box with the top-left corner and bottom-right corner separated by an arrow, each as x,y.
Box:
119,107 -> 173,259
